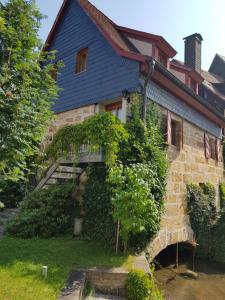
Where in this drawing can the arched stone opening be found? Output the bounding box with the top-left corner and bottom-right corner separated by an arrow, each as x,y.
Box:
146,225 -> 194,262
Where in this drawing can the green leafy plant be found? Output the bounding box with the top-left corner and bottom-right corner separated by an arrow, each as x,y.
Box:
0,0 -> 61,181
46,95 -> 167,251
0,201 -> 4,211
46,112 -> 129,166
187,183 -> 218,259
219,183 -> 225,208
0,180 -> 26,208
83,166 -> 115,244
108,163 -> 163,250
6,181 -> 76,238
126,269 -> 163,300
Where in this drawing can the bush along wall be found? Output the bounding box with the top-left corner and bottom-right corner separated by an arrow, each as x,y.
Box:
187,183 -> 225,264
6,181 -> 76,238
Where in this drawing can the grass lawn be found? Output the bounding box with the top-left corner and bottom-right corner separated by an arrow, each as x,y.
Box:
0,236 -> 131,300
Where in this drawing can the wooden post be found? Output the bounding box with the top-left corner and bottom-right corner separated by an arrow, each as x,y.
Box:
193,246 -> 196,272
115,221 -> 120,254
176,242 -> 179,268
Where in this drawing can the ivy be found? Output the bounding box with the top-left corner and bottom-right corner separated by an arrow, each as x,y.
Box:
46,112 -> 129,166
219,183 -> 225,208
187,183 -> 225,263
83,166 -> 115,244
46,95 -> 167,251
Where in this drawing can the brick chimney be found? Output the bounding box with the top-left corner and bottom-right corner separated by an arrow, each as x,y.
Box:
183,33 -> 203,73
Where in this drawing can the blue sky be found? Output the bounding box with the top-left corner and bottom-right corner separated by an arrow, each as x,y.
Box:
36,0 -> 225,70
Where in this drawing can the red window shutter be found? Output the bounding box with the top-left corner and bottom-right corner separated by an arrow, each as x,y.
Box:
167,110 -> 172,145
216,139 -> 222,162
204,133 -> 210,159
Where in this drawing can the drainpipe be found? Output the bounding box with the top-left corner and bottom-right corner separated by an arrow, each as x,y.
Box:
142,57 -> 155,121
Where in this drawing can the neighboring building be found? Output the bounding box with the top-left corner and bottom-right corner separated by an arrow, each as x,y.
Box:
42,0 -> 225,258
200,54 -> 225,117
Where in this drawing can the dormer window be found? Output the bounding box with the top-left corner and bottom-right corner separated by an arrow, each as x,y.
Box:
76,48 -> 88,74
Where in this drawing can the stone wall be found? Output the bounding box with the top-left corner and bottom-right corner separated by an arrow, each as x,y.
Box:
42,99 -> 225,261
148,110 -> 225,260
43,104 -> 96,147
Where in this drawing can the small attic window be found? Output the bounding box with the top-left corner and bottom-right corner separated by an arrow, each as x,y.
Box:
75,48 -> 88,74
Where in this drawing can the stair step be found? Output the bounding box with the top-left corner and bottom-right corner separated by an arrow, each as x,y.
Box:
51,172 -> 77,180
46,178 -> 58,185
56,166 -> 83,174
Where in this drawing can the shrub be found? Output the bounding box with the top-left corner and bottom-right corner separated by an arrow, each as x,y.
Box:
108,163 -> 163,250
5,181 -> 76,238
0,180 -> 26,208
0,201 -> 4,211
219,183 -> 225,208
126,269 -> 163,300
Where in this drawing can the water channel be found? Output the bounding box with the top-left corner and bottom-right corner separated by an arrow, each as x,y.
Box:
154,243 -> 225,300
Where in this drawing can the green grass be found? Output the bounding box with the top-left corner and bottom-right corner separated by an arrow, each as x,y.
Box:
0,236 -> 130,300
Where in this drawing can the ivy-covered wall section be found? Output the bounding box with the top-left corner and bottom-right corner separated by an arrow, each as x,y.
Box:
187,182 -> 225,264
45,93 -> 168,251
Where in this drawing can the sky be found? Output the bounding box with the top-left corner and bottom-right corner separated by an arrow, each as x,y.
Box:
36,0 -> 225,70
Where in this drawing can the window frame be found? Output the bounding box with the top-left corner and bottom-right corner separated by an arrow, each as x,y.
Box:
75,47 -> 88,74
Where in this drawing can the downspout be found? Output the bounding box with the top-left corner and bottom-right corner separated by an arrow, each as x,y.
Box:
142,57 -> 156,121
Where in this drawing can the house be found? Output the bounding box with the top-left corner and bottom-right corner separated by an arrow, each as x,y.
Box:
200,54 -> 225,116
42,0 -> 225,258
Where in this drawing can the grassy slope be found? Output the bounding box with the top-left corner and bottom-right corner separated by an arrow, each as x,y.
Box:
0,237 -> 130,300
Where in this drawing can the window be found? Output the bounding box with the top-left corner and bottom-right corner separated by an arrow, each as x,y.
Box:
209,138 -> 216,160
105,101 -> 122,120
75,48 -> 88,74
171,119 -> 181,148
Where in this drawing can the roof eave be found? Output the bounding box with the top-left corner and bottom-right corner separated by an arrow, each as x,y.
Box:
152,61 -> 225,127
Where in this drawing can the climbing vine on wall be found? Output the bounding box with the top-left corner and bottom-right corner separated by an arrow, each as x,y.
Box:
46,94 -> 168,251
187,182 -> 225,263
46,112 -> 129,166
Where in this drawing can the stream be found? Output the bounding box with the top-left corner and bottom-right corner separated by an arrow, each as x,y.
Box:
154,244 -> 225,300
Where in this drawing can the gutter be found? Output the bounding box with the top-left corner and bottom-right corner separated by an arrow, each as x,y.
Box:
142,57 -> 155,121
153,60 -> 225,123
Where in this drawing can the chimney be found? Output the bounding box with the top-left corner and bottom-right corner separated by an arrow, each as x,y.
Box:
183,33 -> 203,73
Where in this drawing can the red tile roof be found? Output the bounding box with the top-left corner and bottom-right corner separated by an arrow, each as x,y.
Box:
43,0 -> 176,62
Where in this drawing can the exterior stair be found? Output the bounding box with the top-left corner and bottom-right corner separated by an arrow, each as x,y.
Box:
35,161 -> 83,190
36,145 -> 104,190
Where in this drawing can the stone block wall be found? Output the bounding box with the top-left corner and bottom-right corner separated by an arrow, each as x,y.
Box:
148,109 -> 225,260
43,104 -> 96,148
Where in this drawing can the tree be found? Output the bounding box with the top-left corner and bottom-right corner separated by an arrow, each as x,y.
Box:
0,0 -> 60,181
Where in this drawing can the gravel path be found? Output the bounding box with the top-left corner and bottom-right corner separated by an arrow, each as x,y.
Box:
0,208 -> 18,237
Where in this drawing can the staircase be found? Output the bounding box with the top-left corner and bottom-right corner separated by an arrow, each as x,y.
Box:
36,145 -> 104,190
35,161 -> 83,190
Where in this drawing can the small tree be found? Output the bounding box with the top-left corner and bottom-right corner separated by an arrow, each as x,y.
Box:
0,0 -> 60,181
108,163 -> 163,252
